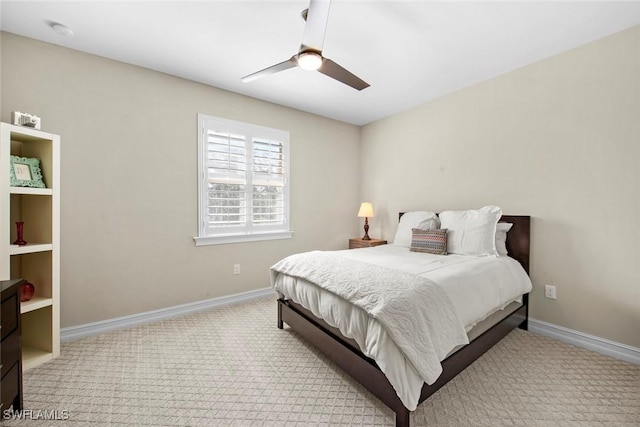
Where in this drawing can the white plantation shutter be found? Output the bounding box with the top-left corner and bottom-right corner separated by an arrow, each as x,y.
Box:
196,114 -> 291,245
252,138 -> 285,226
206,131 -> 247,230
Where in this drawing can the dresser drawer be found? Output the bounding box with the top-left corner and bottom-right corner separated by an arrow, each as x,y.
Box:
1,330 -> 20,378
1,293 -> 18,341
1,362 -> 20,411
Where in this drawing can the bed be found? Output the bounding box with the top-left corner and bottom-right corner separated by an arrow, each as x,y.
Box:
272,211 -> 531,427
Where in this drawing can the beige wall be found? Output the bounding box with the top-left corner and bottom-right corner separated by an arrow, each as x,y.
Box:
361,26 -> 640,348
0,33 -> 361,328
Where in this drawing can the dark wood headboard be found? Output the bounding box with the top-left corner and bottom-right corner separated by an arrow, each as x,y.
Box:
398,213 -> 530,274
498,215 -> 530,274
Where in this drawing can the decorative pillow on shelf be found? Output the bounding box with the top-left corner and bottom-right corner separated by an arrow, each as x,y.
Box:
495,222 -> 513,256
439,206 -> 502,256
393,211 -> 440,247
410,228 -> 448,255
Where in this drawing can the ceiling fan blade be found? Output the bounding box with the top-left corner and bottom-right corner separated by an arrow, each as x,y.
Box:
301,0 -> 331,52
241,57 -> 297,83
318,58 -> 370,91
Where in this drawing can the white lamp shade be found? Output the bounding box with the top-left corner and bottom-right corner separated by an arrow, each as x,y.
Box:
357,202 -> 374,218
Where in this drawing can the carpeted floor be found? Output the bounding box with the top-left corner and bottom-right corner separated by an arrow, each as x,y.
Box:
5,297 -> 639,426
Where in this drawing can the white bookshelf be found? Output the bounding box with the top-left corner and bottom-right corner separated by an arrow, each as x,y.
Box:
0,122 -> 60,370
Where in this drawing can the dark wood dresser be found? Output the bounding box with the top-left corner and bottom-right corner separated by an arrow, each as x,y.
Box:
1,279 -> 24,413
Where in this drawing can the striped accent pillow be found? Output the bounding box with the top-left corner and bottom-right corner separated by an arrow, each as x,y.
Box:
410,228 -> 448,255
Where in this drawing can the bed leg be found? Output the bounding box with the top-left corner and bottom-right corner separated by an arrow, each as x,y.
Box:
519,293 -> 529,331
277,300 -> 284,329
395,408 -> 410,427
519,318 -> 529,331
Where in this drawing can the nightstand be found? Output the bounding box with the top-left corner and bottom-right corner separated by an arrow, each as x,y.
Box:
349,238 -> 387,249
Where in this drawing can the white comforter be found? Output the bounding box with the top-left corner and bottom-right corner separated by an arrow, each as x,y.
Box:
271,251 -> 469,387
271,245 -> 532,410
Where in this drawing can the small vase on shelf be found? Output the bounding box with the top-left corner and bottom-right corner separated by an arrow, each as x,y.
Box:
20,280 -> 35,302
13,221 -> 27,246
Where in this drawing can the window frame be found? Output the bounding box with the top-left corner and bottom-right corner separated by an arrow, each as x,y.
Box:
194,114 -> 293,246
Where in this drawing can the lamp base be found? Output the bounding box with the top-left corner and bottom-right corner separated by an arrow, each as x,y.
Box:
362,218 -> 370,240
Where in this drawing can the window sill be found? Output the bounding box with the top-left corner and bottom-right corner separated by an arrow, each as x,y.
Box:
194,230 -> 294,246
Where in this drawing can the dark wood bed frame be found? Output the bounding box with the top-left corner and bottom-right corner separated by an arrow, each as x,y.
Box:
277,215 -> 530,427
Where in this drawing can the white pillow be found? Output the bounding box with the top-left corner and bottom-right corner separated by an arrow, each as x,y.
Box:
495,222 -> 513,256
393,211 -> 439,247
439,206 -> 502,256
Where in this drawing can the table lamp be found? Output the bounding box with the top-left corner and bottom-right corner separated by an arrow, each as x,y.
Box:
357,202 -> 374,240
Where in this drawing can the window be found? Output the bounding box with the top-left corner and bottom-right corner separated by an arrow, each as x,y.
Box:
195,114 -> 292,245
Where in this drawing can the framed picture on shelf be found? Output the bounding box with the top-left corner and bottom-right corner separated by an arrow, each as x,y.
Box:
9,155 -> 46,188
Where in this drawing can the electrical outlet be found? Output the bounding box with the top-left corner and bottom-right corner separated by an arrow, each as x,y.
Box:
233,264 -> 241,275
544,284 -> 556,300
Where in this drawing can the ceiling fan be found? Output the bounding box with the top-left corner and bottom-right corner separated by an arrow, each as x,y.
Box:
241,0 -> 369,91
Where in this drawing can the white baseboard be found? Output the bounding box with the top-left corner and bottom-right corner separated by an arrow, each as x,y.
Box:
528,318 -> 640,365
61,287 -> 275,342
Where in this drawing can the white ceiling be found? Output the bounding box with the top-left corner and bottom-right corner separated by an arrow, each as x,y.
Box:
1,1 -> 639,126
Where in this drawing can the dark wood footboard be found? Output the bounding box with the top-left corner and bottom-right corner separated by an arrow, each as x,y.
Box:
279,297 -> 528,427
